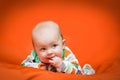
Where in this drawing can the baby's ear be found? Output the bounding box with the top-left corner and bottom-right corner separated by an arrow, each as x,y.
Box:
62,39 -> 66,45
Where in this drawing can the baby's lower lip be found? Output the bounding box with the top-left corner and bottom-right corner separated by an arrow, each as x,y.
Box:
47,56 -> 55,59
47,58 -> 52,60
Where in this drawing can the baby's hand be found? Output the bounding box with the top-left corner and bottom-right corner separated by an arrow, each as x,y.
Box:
48,56 -> 63,68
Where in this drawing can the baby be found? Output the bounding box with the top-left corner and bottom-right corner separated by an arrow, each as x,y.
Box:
21,21 -> 95,75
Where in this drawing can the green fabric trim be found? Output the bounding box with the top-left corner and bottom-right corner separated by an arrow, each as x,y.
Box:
31,50 -> 40,63
84,68 -> 90,71
73,64 -> 78,69
21,63 -> 25,66
62,48 -> 65,59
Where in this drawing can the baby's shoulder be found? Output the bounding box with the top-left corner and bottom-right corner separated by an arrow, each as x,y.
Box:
63,46 -> 74,58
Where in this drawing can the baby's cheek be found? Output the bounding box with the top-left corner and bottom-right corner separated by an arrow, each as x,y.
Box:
38,55 -> 45,60
39,56 -> 48,63
39,55 -> 46,60
55,49 -> 62,57
38,52 -> 46,58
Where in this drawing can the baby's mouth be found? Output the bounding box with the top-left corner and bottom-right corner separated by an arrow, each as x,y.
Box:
46,56 -> 55,60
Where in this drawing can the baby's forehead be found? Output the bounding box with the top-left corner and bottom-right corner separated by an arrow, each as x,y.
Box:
33,26 -> 60,38
33,30 -> 62,46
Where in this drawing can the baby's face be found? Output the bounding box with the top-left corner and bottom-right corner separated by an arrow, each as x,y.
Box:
33,34 -> 65,63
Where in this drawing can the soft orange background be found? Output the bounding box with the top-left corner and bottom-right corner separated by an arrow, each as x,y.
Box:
0,0 -> 120,75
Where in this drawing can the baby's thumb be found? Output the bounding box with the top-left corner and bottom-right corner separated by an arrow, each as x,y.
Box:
49,60 -> 54,64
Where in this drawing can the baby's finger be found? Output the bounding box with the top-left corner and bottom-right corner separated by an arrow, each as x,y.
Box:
49,60 -> 54,63
49,60 -> 55,65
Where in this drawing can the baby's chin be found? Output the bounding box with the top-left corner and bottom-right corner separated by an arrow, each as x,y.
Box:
41,56 -> 55,63
41,56 -> 61,63
41,61 -> 49,64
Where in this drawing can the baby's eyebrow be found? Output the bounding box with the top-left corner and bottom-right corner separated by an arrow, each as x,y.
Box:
38,45 -> 46,48
40,45 -> 46,48
40,47 -> 46,49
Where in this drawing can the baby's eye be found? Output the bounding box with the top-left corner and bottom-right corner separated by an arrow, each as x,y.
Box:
52,44 -> 57,48
40,48 -> 46,52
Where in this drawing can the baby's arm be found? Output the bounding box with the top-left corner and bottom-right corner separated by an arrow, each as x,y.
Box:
21,50 -> 46,69
59,47 -> 95,75
59,53 -> 82,74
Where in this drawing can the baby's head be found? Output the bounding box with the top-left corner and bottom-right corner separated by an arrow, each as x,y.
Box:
32,21 -> 65,63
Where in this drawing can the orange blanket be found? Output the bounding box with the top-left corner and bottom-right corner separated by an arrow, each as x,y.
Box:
0,59 -> 120,80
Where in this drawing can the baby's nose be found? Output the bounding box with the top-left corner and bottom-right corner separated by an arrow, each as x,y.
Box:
47,49 -> 53,55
